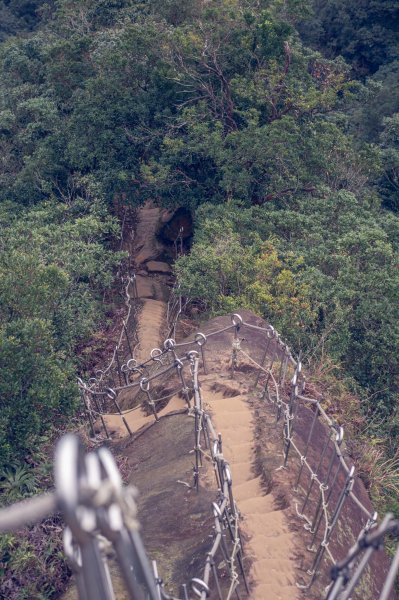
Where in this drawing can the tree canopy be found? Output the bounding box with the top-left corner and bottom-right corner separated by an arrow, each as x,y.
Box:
0,0 -> 397,465
0,1 -> 399,595
0,199 -> 124,470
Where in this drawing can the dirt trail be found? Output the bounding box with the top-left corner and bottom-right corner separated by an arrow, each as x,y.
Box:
102,201 -> 179,433
108,204 -> 300,597
86,205 -> 300,598
201,375 -> 299,600
104,394 -> 186,435
131,202 -> 172,362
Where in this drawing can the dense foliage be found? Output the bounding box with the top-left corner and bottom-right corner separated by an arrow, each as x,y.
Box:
0,199 -> 123,470
177,196 -> 399,418
0,0 -> 398,596
299,0 -> 399,76
300,0 -> 399,210
0,198 -> 123,598
0,1 -> 46,41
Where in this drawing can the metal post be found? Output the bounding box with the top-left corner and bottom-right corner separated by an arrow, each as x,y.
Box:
209,554 -> 223,600
283,369 -> 299,467
281,351 -> 289,387
92,394 -> 110,439
131,273 -> 138,300
231,331 -> 239,379
310,459 -> 342,548
176,359 -> 191,408
309,428 -> 344,543
307,467 -> 355,587
261,352 -> 275,401
79,389 -> 96,438
123,322 -> 133,359
379,543 -> 399,600
106,388 -> 132,436
152,561 -> 163,600
140,378 -> 159,422
253,333 -> 272,388
115,349 -> 123,387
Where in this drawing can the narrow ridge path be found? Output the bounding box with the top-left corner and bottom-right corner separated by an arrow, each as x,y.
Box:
102,203 -> 300,597
103,201 -> 184,432
131,201 -> 172,362
201,376 -> 299,600
103,394 -> 185,436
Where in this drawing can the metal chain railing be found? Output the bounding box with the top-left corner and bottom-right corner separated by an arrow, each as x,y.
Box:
227,318 -> 388,595
131,310 -> 399,598
78,228 -> 187,438
0,435 -> 158,600
326,513 -> 399,600
2,304 -> 398,599
0,350 -> 249,600
81,273 -> 140,401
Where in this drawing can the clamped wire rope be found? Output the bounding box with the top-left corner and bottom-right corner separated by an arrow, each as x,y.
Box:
0,434 -> 158,600
326,513 -> 399,600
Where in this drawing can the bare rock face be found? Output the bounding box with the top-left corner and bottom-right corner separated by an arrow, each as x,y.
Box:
145,260 -> 173,274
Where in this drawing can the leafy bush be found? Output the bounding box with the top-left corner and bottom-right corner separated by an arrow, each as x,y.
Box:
177,197 -> 399,421
0,199 -> 125,470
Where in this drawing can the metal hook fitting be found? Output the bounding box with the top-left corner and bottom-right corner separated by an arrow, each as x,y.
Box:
163,338 -> 176,351
127,358 -> 138,370
231,313 -> 243,327
106,388 -> 117,400
140,378 -> 150,393
195,333 -> 207,347
175,358 -> 184,370
335,426 -> 344,445
224,465 -> 232,486
212,503 -> 222,518
191,578 -> 210,598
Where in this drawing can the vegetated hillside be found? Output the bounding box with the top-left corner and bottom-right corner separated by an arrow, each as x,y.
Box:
0,0 -> 47,42
299,0 -> 399,210
0,1 -> 398,598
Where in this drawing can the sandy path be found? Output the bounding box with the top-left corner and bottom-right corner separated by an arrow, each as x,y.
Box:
104,394 -> 186,436
133,204 -> 165,264
101,202 -> 178,433
132,202 -> 171,363
135,299 -> 165,361
201,377 -> 299,600
97,204 -> 299,598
